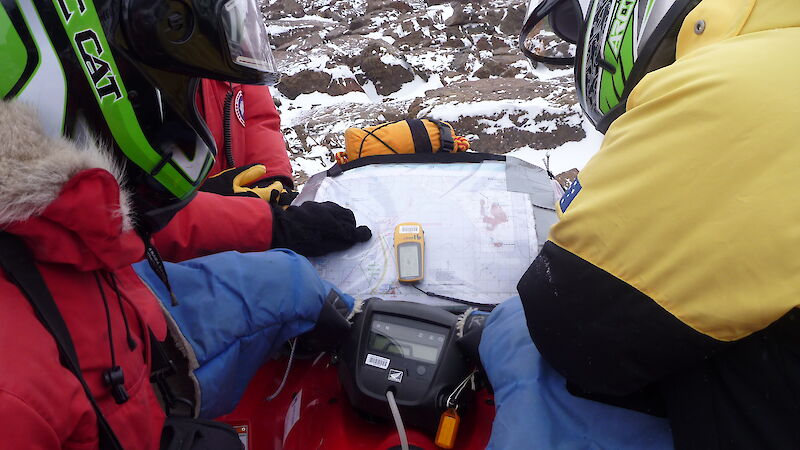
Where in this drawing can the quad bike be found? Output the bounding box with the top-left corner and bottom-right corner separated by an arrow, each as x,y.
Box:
218,300 -> 494,450
218,153 -> 558,449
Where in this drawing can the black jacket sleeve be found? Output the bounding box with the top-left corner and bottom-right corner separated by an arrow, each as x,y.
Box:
518,241 -> 728,397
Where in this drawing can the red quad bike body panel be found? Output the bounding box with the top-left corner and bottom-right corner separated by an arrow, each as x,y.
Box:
218,356 -> 495,449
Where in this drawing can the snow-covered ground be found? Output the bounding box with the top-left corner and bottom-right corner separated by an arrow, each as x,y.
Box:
265,0 -> 603,184
509,118 -> 604,175
274,78 -> 603,181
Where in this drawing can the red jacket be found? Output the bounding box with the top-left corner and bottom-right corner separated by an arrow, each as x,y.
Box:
153,80 -> 293,262
0,168 -> 168,449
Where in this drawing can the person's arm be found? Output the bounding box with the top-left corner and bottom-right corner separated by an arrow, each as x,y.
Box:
152,191 -> 273,262
134,249 -> 353,418
241,85 -> 292,185
518,242 -> 728,397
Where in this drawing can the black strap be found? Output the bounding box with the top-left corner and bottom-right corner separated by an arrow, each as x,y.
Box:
406,119 -> 433,154
327,152 -> 506,177
357,121 -> 398,158
429,119 -> 455,153
0,232 -> 124,450
410,284 -> 495,312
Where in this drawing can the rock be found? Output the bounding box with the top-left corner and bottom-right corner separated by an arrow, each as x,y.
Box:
445,7 -> 477,26
348,17 -> 368,31
474,36 -> 492,51
499,3 -> 528,35
269,23 -> 325,49
356,43 -> 415,95
327,78 -> 365,96
322,26 -> 347,41
297,33 -> 324,51
555,168 -> 579,189
395,30 -> 435,50
490,35 -> 508,49
461,22 -> 495,35
484,9 -> 505,28
319,9 -> 345,22
263,0 -> 305,19
366,0 -> 413,13
407,78 -> 583,153
450,51 -> 473,72
474,54 -> 524,78
264,0 -> 589,182
276,70 -> 333,99
442,37 -> 467,49
407,79 -> 512,114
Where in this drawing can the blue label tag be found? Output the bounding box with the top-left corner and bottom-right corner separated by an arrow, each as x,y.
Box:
559,178 -> 582,213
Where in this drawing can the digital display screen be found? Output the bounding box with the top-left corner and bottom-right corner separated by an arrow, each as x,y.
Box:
368,314 -> 446,364
397,242 -> 421,279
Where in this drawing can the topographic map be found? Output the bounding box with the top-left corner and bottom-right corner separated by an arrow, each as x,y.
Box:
308,162 -> 539,305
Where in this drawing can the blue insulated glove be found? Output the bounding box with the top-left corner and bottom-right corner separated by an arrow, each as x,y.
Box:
134,249 -> 353,418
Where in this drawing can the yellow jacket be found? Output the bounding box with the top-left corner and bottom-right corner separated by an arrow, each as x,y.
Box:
550,0 -> 800,342
519,0 -> 800,405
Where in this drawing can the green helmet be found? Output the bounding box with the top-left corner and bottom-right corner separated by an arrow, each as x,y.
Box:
521,0 -> 700,132
0,0 -> 279,232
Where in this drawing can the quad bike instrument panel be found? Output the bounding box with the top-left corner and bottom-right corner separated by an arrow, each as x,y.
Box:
338,299 -> 469,433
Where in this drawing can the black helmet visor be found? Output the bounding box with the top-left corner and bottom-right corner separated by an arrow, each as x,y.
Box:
520,0 -> 582,66
123,0 -> 279,85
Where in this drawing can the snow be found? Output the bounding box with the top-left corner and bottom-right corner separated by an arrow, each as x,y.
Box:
384,74 -> 444,100
365,31 -> 396,44
276,88 -> 601,179
405,51 -> 454,73
426,4 -> 454,22
266,0 -> 604,182
327,64 -> 358,80
422,98 -> 566,128
279,51 -> 332,75
292,144 -> 333,176
508,117 -> 604,174
276,89 -> 372,127
528,63 -> 574,81
275,73 -> 446,128
265,24 -> 309,34
280,14 -> 338,23
379,53 -> 406,66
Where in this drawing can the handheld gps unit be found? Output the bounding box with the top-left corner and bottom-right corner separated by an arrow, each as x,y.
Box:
338,299 -> 469,432
394,223 -> 425,283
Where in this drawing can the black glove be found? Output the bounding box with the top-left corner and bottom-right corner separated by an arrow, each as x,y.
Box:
296,290 -> 353,355
271,201 -> 372,256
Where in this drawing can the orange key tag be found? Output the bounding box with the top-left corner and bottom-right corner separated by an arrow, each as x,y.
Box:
434,407 -> 460,449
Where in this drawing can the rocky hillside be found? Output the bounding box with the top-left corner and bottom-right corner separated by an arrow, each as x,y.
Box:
263,0 -> 601,183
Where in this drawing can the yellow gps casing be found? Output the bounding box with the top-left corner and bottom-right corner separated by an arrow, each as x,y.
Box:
394,222 -> 424,283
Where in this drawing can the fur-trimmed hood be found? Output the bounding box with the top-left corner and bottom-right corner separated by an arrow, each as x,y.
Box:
0,100 -> 144,271
0,100 -> 131,229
